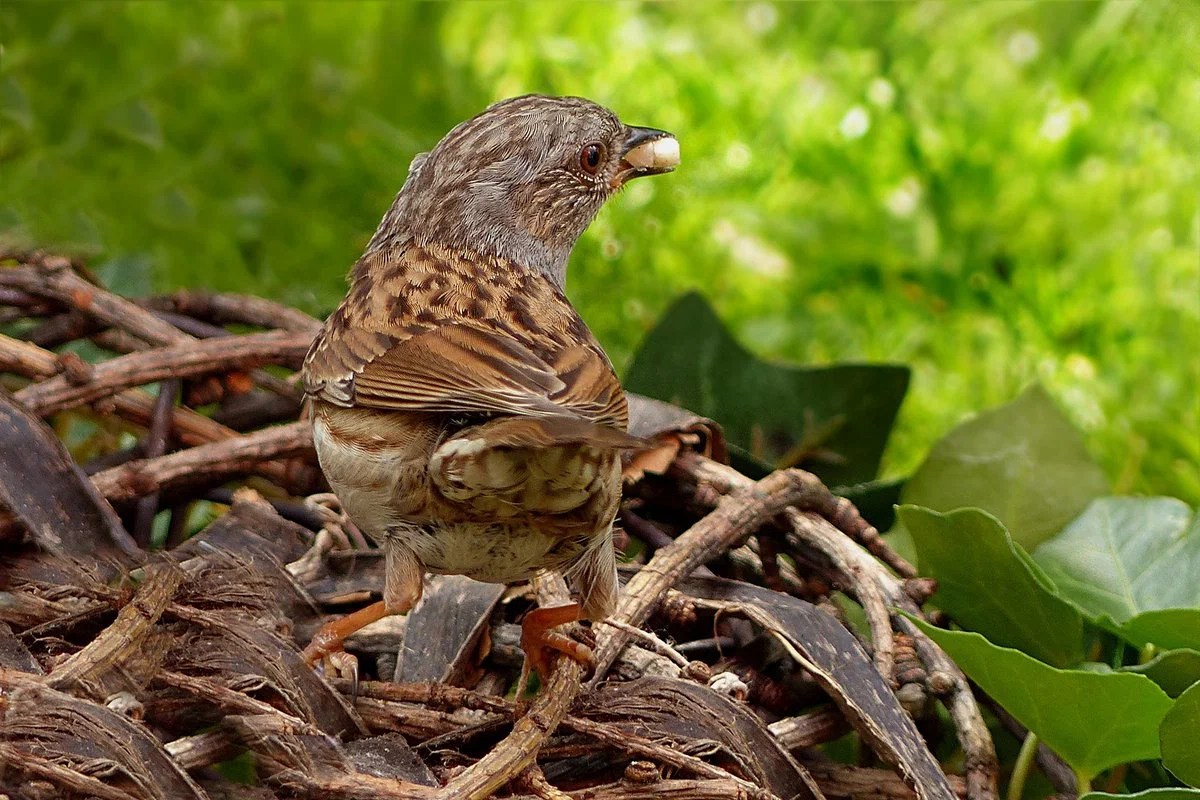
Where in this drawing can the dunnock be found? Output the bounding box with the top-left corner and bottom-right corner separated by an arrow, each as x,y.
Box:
301,94 -> 679,682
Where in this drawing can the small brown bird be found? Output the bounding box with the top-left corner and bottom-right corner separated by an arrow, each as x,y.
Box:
300,95 -> 679,681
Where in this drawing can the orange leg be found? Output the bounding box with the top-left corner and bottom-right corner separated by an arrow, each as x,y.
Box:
302,539 -> 423,691
519,601 -> 594,687
302,599 -> 393,668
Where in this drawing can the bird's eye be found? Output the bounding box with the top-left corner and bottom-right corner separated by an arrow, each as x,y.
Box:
579,143 -> 604,174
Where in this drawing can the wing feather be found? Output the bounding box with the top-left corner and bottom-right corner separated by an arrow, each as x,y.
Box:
302,243 -> 628,429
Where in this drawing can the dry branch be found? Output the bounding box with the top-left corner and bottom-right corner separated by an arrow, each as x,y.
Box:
339,679 -> 779,792
593,465 -> 865,683
2,256 -> 194,346
669,453 -> 998,800
0,332 -> 310,490
153,289 -> 322,335
435,575 -> 589,800
90,421 -> 314,502
2,254 -> 303,402
0,251 -> 1001,800
14,329 -> 310,416
46,563 -> 183,691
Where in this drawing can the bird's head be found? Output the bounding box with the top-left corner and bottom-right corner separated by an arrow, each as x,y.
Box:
369,94 -> 680,286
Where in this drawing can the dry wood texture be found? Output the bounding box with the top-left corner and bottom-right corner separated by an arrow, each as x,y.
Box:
0,251 -> 1000,800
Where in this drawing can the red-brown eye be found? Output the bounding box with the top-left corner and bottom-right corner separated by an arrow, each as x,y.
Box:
579,143 -> 604,174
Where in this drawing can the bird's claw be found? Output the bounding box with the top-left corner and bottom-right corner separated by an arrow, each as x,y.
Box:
519,602 -> 594,688
324,650 -> 360,700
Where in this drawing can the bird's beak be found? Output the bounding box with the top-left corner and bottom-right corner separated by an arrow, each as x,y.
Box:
614,126 -> 680,186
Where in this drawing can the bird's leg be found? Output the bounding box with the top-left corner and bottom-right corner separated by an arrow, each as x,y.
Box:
517,601 -> 594,695
302,538 -> 423,693
303,599 -> 391,670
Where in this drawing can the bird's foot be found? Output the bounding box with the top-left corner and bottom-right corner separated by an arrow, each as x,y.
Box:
303,629 -> 361,697
302,599 -> 392,697
518,602 -> 594,694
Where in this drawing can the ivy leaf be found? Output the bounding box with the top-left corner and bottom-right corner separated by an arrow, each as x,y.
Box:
900,506 -> 1083,666
1124,649 -> 1200,698
900,385 -> 1108,549
1119,609 -> 1200,652
1082,792 -> 1200,800
626,292 -> 909,487
1161,681 -> 1200,787
1033,498 -> 1199,623
906,617 -> 1173,780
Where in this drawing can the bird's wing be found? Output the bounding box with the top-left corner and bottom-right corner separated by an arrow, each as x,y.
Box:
302,243 -> 628,430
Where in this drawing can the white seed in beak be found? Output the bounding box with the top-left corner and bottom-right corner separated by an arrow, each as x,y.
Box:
623,136 -> 681,171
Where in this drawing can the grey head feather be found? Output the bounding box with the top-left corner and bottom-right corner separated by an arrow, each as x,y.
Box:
365,95 -> 632,288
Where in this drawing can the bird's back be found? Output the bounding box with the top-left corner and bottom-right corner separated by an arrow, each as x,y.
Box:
303,241 -> 628,608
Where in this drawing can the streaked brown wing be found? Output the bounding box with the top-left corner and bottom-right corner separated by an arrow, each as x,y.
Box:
352,324 -> 625,422
302,247 -> 628,429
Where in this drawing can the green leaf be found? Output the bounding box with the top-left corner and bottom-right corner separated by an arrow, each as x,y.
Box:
906,617 -> 1173,778
900,506 -> 1083,666
1082,792 -> 1200,800
1033,498 -> 1199,623
900,385 -> 1109,549
1120,609 -> 1200,652
1124,649 -> 1200,698
1161,681 -> 1200,787
625,292 -> 909,487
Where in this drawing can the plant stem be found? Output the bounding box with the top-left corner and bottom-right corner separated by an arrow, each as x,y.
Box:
1075,767 -> 1094,793
1110,638 -> 1126,669
1007,732 -> 1039,800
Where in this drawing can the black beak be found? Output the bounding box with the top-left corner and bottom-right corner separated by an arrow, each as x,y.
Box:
615,126 -> 680,185
622,126 -> 674,154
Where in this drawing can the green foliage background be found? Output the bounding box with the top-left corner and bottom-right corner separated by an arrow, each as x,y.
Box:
3,1 -> 1197,501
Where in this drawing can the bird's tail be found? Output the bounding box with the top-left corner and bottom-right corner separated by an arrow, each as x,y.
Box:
429,415 -> 643,515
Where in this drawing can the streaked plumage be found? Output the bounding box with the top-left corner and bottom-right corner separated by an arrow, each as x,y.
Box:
299,94 -> 679,676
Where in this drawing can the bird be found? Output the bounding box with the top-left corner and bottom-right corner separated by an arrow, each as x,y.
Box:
299,94 -> 680,685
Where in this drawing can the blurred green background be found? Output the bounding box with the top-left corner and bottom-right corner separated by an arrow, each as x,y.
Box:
2,1 -> 1197,502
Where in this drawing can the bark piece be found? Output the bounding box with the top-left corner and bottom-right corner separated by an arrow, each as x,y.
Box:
581,676 -> 821,800
345,733 -> 439,787
224,713 -> 438,799
161,608 -> 363,738
176,496 -> 312,566
395,575 -> 504,685
0,620 -> 43,673
682,576 -> 956,800
0,389 -> 141,563
303,550 -> 388,604
0,669 -> 209,800
624,393 -> 727,481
